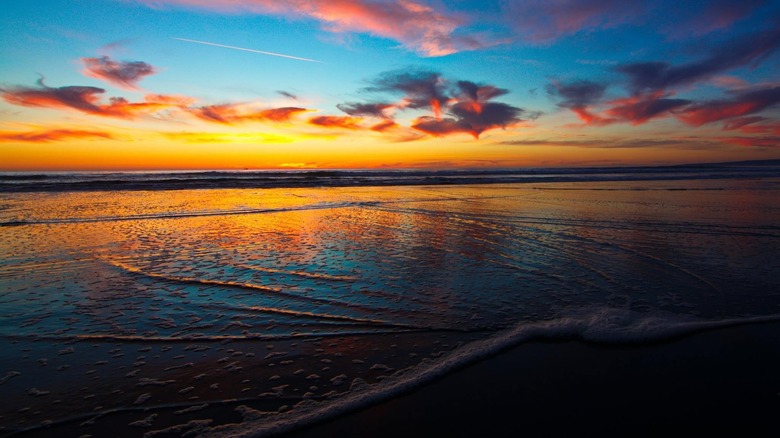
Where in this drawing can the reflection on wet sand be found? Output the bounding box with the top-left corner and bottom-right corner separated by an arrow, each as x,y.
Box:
0,179 -> 778,436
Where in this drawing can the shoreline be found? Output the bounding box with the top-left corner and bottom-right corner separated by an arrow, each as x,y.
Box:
285,320 -> 780,437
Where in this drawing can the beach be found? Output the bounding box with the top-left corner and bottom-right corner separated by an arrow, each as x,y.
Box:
1,170 -> 779,437
289,321 -> 780,437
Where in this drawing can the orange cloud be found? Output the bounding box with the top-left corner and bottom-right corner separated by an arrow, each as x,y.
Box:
0,129 -> 114,142
370,120 -> 399,132
308,115 -> 363,129
1,79 -> 186,119
189,104 -> 309,124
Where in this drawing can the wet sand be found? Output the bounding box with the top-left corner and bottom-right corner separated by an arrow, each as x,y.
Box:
288,321 -> 780,437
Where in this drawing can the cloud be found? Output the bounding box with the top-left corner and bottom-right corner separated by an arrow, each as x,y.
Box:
81,56 -> 156,90
604,92 -> 691,125
366,69 -> 450,117
721,116 -> 767,131
370,120 -> 399,132
162,131 -> 294,144
188,104 -> 309,124
411,82 -> 524,138
0,128 -> 114,143
134,0 -> 493,56
616,26 -> 780,93
546,79 -> 608,123
664,0 -> 768,37
343,70 -> 527,138
675,86 -> 780,126
722,117 -> 780,135
501,137 -> 720,149
716,136 -> 780,147
308,115 -> 363,129
1,79 -> 185,118
503,0 -> 645,43
337,102 -> 394,118
277,90 -> 298,100
503,0 -> 768,43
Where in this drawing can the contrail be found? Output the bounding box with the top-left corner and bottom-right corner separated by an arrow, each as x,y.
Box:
173,38 -> 323,63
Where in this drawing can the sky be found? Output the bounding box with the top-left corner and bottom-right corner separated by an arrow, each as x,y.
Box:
1,0 -> 780,170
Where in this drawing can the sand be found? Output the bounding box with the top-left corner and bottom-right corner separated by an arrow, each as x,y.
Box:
287,321 -> 780,437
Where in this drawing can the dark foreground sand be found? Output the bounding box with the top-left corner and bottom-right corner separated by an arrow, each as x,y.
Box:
287,321 -> 780,437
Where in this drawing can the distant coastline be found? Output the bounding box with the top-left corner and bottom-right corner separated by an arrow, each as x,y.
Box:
2,159 -> 779,193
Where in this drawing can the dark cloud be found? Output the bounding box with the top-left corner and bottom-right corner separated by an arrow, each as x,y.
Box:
546,80 -> 607,109
616,26 -> 780,93
81,56 -> 156,90
366,69 -> 450,117
456,81 -> 508,101
664,0 -> 768,37
409,79 -> 524,138
337,102 -> 394,118
675,85 -> 780,126
504,0 -> 643,43
503,0 -> 768,43
546,79 -> 610,124
0,128 -> 114,143
2,79 -> 107,114
411,117 -> 465,137
351,71 -> 527,138
308,115 -> 363,129
277,90 -> 298,100
604,92 -> 691,125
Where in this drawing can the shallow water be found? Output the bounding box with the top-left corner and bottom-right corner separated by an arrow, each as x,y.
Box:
1,178 -> 779,436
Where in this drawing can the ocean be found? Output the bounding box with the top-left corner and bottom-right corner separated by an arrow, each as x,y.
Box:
1,163 -> 779,436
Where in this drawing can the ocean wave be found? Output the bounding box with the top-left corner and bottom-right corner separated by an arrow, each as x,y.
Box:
2,162 -> 778,193
203,309 -> 780,437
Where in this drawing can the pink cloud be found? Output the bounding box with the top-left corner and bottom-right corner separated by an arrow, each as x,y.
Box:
716,136 -> 780,147
133,0 -> 492,56
675,86 -> 780,126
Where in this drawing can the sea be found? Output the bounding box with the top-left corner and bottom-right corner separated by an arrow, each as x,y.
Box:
1,162 -> 779,437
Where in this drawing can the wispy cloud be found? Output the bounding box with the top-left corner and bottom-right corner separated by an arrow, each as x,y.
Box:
675,86 -> 780,126
503,0 -> 768,43
616,26 -> 780,94
0,128 -> 114,143
501,137 -> 721,150
173,38 -> 323,63
308,115 -> 363,129
503,0 -> 643,43
189,104 -> 310,124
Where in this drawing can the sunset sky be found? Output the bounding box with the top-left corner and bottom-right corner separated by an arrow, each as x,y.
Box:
2,0 -> 780,170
